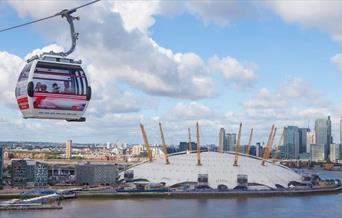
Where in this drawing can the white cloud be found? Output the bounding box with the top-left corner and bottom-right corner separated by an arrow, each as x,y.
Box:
331,53 -> 342,71
209,56 -> 257,89
0,51 -> 25,108
264,1 -> 342,41
167,102 -> 213,121
111,1 -> 160,32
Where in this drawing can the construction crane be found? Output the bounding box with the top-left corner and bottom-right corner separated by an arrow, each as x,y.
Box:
261,125 -> 276,166
245,128 -> 253,156
159,122 -> 170,165
188,128 -> 192,152
273,127 -> 284,163
233,123 -> 242,167
139,124 -> 153,162
196,122 -> 201,166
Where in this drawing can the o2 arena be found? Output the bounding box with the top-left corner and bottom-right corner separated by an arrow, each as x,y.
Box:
120,123 -> 303,190
121,151 -> 302,190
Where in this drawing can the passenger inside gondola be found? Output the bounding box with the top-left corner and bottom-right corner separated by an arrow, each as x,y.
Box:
63,81 -> 74,94
52,83 -> 60,93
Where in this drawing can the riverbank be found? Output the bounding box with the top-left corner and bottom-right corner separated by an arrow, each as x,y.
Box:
75,186 -> 342,199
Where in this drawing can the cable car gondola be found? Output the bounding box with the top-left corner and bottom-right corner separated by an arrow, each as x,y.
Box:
15,54 -> 91,122
14,8 -> 91,122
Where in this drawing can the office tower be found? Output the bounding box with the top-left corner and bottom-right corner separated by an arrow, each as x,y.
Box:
66,140 -> 72,159
315,116 -> 332,160
306,132 -> 316,154
0,147 -> 3,189
225,133 -> 236,152
330,144 -> 342,163
179,142 -> 196,152
219,128 -> 225,152
340,116 -> 342,144
298,128 -> 309,154
284,126 -> 300,159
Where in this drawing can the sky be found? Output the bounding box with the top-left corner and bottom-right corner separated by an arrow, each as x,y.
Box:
1,0 -> 342,145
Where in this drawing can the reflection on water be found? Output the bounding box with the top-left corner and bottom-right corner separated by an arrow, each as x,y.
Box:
2,195 -> 342,218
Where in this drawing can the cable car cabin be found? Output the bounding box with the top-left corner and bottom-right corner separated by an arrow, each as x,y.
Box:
15,55 -> 91,122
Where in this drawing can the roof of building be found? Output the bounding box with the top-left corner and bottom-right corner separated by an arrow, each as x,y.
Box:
123,151 -> 302,189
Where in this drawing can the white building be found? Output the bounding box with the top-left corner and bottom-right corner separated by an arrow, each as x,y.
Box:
131,144 -> 144,156
121,151 -> 302,189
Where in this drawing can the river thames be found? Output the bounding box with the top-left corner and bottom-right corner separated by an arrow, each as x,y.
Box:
1,170 -> 342,218
1,194 -> 342,218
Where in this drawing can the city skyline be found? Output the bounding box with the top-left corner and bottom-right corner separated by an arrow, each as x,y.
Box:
2,1 -> 342,145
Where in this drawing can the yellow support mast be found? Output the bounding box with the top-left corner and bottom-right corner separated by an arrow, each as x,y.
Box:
233,123 -> 242,166
261,125 -> 276,166
273,127 -> 284,163
245,128 -> 253,156
188,128 -> 192,152
140,123 -> 153,162
196,122 -> 201,166
159,122 -> 170,165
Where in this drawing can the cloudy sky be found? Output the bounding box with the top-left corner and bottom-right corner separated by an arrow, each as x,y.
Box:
1,0 -> 342,145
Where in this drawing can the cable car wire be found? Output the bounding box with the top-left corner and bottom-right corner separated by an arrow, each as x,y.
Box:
0,0 -> 101,33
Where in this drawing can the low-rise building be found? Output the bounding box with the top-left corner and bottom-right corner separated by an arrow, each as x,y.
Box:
76,163 -> 117,186
11,159 -> 48,187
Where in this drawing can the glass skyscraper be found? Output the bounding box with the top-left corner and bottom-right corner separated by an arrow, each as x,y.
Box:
284,126 -> 300,159
315,116 -> 332,160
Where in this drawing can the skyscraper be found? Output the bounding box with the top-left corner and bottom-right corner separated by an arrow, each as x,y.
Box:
218,128 -> 225,153
225,133 -> 236,152
284,126 -> 300,159
299,128 -> 310,154
66,140 -> 72,159
315,116 -> 332,160
0,146 -> 3,189
340,116 -> 342,144
306,132 -> 316,153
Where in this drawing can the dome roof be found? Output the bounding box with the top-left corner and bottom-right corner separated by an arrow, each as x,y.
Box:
124,151 -> 302,189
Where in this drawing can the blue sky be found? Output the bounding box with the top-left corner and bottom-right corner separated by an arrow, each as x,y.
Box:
1,1 -> 342,145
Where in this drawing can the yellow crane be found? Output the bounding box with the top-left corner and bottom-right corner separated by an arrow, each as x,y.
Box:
196,122 -> 201,166
245,128 -> 253,156
273,127 -> 284,163
233,123 -> 242,166
188,128 -> 192,152
139,123 -> 153,162
261,125 -> 276,166
159,122 -> 170,165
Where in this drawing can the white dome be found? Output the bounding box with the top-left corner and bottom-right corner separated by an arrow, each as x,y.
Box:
125,151 -> 302,189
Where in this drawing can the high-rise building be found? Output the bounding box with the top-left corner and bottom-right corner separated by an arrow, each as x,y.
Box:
284,126 -> 300,159
218,128 -> 225,153
330,144 -> 342,163
179,142 -> 196,152
306,132 -> 316,153
225,133 -> 236,152
315,116 -> 332,160
0,146 -> 3,189
310,144 -> 325,162
340,116 -> 342,144
66,140 -> 72,159
298,128 -> 310,154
